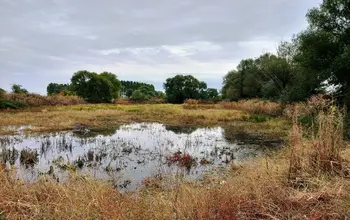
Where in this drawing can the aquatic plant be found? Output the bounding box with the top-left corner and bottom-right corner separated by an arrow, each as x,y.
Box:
166,152 -> 196,169
20,149 -> 38,166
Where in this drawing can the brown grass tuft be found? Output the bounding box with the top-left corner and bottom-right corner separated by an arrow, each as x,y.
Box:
219,99 -> 282,117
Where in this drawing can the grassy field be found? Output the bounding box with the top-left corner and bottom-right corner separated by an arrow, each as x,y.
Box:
0,103 -> 290,137
0,102 -> 349,219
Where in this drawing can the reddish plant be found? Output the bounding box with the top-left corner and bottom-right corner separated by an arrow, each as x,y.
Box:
166,152 -> 196,169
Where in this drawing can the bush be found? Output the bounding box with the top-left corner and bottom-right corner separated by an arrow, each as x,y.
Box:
130,90 -> 147,102
0,100 -> 27,109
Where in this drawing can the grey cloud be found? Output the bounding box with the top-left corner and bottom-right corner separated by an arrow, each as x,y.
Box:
0,0 -> 320,93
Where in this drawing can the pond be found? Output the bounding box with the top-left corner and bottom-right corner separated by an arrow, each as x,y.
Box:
0,123 -> 282,190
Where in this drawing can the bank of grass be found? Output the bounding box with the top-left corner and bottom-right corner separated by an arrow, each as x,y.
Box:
0,104 -> 290,137
0,148 -> 348,219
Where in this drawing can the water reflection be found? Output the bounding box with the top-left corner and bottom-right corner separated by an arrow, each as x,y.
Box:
0,123 -> 282,190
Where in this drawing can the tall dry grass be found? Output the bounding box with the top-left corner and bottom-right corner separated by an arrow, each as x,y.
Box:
219,99 -> 282,117
1,93 -> 84,107
0,157 -> 347,219
288,95 -> 349,188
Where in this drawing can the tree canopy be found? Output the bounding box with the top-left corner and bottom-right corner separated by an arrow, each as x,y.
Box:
295,0 -> 350,106
70,70 -> 121,103
164,75 -> 208,103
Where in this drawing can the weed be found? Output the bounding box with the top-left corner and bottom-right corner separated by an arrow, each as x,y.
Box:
167,152 -> 196,169
20,149 -> 38,166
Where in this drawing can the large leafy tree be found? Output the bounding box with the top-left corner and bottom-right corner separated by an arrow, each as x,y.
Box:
164,75 -> 207,103
70,70 -> 120,103
296,0 -> 350,105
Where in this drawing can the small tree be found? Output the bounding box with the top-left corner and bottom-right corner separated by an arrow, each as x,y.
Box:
11,84 -> 28,94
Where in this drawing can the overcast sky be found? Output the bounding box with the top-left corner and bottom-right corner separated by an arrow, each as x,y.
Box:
0,0 -> 321,94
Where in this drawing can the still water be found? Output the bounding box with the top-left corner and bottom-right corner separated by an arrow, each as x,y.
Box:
0,123 -> 282,190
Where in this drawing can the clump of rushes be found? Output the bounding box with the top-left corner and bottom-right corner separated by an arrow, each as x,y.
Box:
166,152 -> 196,169
288,97 -> 348,188
20,148 -> 38,166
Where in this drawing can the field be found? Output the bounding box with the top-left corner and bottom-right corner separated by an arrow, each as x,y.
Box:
0,101 -> 349,219
0,103 -> 289,137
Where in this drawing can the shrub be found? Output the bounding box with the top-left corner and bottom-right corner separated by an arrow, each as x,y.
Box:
130,90 -> 147,102
0,100 -> 27,109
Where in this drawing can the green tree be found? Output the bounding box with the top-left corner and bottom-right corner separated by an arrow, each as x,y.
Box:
100,72 -> 121,99
70,70 -> 119,103
296,0 -> 350,106
11,84 -> 28,94
206,88 -> 219,100
222,59 -> 263,100
131,90 -> 147,102
47,83 -> 69,95
164,75 -> 206,103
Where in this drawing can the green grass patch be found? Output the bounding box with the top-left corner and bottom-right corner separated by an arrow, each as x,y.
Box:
242,114 -> 270,123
